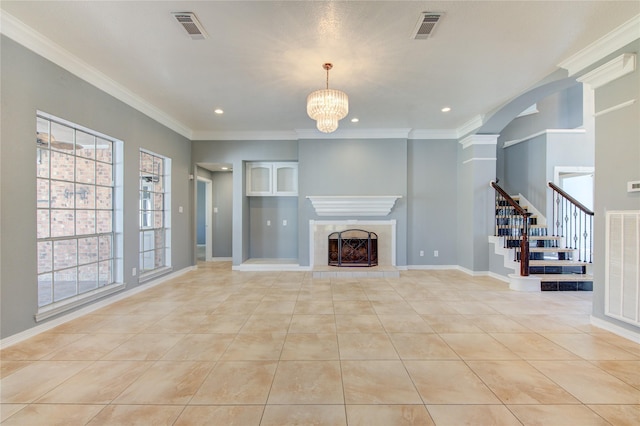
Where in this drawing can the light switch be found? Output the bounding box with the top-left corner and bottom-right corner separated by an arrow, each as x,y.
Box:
283,220 -> 287,226
267,220 -> 271,226
214,207 -> 218,213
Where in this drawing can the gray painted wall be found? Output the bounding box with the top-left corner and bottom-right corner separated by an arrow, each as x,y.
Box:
497,85 -> 584,184
249,197 -> 298,258
191,140 -> 298,264
502,134 -> 548,209
0,37 -> 193,338
590,41 -> 640,334
407,139 -> 458,266
212,171 -> 233,258
196,181 -> 206,245
297,138 -> 408,267
456,142 -> 497,272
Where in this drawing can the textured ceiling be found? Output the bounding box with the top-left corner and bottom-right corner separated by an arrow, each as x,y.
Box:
1,1 -> 638,138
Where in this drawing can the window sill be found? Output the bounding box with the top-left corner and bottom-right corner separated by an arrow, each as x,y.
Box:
35,282 -> 126,322
139,266 -> 173,284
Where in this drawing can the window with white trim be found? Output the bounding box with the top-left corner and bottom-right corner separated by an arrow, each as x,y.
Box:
36,113 -> 122,311
139,150 -> 171,276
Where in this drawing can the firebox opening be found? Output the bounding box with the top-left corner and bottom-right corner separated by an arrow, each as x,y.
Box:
328,229 -> 378,267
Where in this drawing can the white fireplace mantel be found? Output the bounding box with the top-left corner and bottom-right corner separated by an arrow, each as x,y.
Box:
306,195 -> 402,217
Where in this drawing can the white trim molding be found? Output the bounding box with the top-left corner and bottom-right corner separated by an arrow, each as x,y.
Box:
503,129 -> 586,149
306,195 -> 402,217
0,11 -> 193,139
296,128 -> 411,140
409,129 -> 458,140
590,316 -> 640,344
462,157 -> 496,165
559,14 -> 640,76
594,99 -> 637,118
192,130 -> 299,141
456,115 -> 485,138
1,266 -> 196,349
459,134 -> 499,149
577,53 -> 636,90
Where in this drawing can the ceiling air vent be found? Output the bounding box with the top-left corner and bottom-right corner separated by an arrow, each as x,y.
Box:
172,12 -> 207,40
412,12 -> 443,39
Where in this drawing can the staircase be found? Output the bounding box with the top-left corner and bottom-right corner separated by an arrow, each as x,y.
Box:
491,181 -> 593,291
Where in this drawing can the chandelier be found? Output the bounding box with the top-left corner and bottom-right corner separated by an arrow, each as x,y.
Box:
307,63 -> 349,133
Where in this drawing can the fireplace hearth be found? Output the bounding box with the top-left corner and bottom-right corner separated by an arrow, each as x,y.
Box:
328,229 -> 378,267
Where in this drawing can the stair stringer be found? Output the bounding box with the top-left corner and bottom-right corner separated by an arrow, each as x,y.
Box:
516,193 -> 547,227
489,235 -> 542,291
488,236 -> 518,272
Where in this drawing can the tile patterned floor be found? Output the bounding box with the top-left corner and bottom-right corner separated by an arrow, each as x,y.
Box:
1,262 -> 639,425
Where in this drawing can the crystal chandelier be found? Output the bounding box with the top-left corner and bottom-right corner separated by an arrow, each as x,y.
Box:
306,63 -> 349,133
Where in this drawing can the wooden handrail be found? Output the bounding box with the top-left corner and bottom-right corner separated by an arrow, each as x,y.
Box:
490,181 -> 530,217
548,182 -> 594,216
490,181 -> 530,276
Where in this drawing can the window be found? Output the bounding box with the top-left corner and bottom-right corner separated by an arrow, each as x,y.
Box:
36,112 -> 122,314
139,150 -> 171,277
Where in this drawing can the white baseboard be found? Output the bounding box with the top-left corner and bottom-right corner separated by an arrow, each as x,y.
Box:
407,264 -> 459,270
488,272 -> 510,283
456,266 -> 490,276
0,266 -> 196,349
232,264 -> 311,272
590,316 -> 640,344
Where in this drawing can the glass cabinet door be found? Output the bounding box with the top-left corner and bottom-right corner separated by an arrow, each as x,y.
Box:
246,163 -> 273,195
274,163 -> 298,196
246,162 -> 298,196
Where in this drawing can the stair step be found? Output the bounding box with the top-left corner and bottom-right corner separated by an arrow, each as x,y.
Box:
526,247 -> 575,253
529,260 -> 587,266
495,224 -> 546,229
532,274 -> 593,282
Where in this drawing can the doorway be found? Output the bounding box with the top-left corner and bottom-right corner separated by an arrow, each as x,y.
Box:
554,166 -> 594,210
196,177 -> 213,262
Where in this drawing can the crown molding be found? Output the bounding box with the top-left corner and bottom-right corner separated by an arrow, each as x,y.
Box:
577,53 -> 636,89
408,129 -> 458,140
0,11 -> 193,139
456,115 -> 485,138
459,134 -> 499,149
559,14 -> 640,76
191,130 -> 299,141
295,128 -> 412,140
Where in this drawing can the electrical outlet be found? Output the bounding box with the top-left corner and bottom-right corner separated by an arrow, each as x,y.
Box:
434,250 -> 439,257
132,267 -> 137,276
267,220 -> 271,226
213,207 -> 218,213
419,250 -> 424,257
283,219 -> 287,226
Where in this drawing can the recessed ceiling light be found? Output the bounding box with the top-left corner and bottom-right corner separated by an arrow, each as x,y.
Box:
351,118 -> 359,123
441,107 -> 451,112
214,108 -> 224,114
221,167 -> 228,170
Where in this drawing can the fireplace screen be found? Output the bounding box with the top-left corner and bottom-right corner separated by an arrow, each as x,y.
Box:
328,229 -> 378,267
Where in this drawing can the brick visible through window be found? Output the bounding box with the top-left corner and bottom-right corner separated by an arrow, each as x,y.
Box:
36,113 -> 116,307
139,150 -> 171,275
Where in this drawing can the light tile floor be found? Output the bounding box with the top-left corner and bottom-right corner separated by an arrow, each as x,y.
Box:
1,262 -> 639,425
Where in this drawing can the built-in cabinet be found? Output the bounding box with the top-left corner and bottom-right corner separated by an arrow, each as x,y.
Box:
246,162 -> 298,196
245,161 -> 299,265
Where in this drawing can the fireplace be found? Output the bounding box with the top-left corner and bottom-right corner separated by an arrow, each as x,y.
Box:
328,229 -> 378,267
